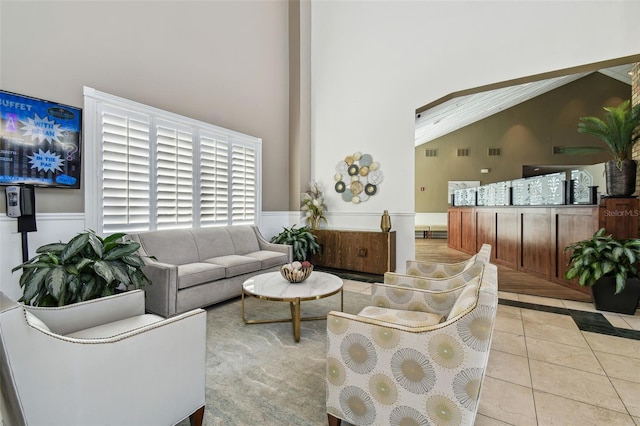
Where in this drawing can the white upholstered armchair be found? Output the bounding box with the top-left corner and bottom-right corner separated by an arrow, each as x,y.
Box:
326,263 -> 498,426
404,243 -> 492,278
0,290 -> 206,426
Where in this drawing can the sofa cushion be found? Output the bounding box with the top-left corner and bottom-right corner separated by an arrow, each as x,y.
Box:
66,314 -> 164,339
245,250 -> 289,269
190,227 -> 235,259
204,255 -> 261,278
227,226 -> 260,255
177,262 -> 226,289
136,229 -> 199,265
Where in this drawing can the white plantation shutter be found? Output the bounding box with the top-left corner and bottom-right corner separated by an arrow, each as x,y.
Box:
231,143 -> 256,225
99,105 -> 151,233
84,87 -> 261,234
155,121 -> 194,229
199,131 -> 229,226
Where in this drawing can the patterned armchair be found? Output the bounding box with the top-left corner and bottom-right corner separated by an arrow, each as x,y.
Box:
405,243 -> 492,277
326,263 -> 498,426
383,258 -> 486,300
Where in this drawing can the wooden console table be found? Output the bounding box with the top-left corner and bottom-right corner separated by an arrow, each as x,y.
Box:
310,229 -> 396,275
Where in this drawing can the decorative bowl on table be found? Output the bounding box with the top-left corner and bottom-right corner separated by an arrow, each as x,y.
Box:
280,261 -> 313,283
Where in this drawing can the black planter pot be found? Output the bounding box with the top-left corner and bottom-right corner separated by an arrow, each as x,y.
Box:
605,159 -> 637,196
591,276 -> 640,315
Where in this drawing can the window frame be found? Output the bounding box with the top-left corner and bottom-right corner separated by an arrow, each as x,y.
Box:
83,86 -> 262,234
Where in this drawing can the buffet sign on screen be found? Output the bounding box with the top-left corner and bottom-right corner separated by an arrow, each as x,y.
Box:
0,90 -> 82,188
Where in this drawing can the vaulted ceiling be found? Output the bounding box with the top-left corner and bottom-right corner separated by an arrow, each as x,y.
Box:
414,64 -> 633,147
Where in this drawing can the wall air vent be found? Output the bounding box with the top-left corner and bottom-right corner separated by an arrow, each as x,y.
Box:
425,148 -> 438,157
488,147 -> 501,156
553,145 -> 604,155
457,148 -> 470,157
552,146 -> 565,154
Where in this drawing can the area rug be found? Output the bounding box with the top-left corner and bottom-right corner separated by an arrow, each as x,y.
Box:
177,289 -> 370,426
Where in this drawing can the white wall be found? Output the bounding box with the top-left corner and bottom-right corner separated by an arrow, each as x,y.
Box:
0,214 -> 85,300
0,0 -> 292,300
311,1 -> 640,268
0,1 -> 290,213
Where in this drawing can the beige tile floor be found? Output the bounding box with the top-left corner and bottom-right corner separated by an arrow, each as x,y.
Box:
343,280 -> 640,426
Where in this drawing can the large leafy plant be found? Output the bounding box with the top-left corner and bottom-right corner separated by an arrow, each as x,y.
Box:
12,230 -> 151,306
270,225 -> 320,261
577,100 -> 640,164
565,228 -> 640,294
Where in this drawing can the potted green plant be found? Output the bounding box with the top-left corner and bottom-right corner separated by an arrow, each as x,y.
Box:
564,228 -> 640,314
12,230 -> 151,307
270,224 -> 320,261
577,99 -> 640,196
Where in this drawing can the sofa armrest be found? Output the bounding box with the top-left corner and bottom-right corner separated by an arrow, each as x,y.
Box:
24,290 -> 146,335
140,260 -> 179,317
254,226 -> 293,262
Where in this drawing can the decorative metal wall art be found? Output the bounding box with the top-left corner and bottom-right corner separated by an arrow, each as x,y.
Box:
334,152 -> 383,203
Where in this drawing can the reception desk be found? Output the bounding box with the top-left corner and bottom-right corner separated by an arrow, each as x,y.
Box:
448,198 -> 638,294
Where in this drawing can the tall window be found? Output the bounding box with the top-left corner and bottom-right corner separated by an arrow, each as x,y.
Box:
83,87 -> 261,234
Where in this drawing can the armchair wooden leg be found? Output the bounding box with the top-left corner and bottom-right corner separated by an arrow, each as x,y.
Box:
328,413 -> 342,426
190,405 -> 205,426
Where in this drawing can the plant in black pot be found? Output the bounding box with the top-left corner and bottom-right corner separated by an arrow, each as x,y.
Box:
270,224 -> 320,262
577,99 -> 640,197
12,230 -> 151,307
565,228 -> 640,314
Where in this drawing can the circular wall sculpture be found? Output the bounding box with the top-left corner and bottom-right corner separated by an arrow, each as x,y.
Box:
334,152 -> 383,204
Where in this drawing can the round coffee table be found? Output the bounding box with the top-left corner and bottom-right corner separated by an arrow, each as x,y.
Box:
241,271 -> 343,342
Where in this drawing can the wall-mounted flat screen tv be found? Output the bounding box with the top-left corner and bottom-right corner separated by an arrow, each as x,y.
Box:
0,90 -> 82,189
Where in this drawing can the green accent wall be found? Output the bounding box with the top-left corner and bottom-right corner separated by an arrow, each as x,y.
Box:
415,73 -> 631,212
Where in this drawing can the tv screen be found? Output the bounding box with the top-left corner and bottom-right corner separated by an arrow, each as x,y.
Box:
0,90 -> 82,188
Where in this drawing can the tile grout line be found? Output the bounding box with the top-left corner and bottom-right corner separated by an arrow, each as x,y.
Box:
585,336 -> 638,420
517,309 -> 634,422
498,299 -> 640,341
518,305 -> 539,426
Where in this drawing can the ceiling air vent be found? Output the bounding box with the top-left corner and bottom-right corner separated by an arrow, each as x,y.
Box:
457,148 -> 470,157
488,147 -> 501,156
425,148 -> 438,157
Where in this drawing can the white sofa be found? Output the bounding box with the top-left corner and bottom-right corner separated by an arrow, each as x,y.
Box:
0,290 -> 206,426
127,225 -> 292,317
